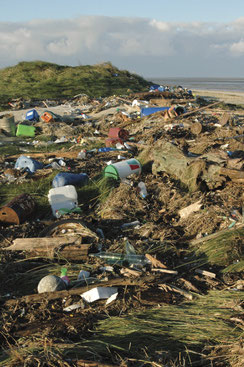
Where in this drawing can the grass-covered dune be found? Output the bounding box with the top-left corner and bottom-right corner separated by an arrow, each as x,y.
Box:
0,60 -> 150,103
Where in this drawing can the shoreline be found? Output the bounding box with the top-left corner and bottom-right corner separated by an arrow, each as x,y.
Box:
192,89 -> 244,105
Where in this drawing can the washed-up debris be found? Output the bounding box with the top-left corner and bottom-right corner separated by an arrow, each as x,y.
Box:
195,269 -> 216,278
81,286 -> 118,304
90,251 -> 151,267
52,172 -> 89,188
37,274 -> 67,293
3,236 -> 90,260
104,158 -> 141,180
178,200 -> 202,219
48,185 -> 79,217
0,84 -> 244,367
0,193 -> 36,224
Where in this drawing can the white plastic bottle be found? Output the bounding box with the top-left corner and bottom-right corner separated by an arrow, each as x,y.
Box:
138,181 -> 148,198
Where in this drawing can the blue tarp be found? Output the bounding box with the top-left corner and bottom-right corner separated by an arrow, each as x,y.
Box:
140,107 -> 170,117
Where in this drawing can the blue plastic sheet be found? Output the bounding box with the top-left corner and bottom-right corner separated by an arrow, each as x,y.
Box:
140,107 -> 170,117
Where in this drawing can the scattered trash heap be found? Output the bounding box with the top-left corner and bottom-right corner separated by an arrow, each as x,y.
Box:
0,83 -> 243,366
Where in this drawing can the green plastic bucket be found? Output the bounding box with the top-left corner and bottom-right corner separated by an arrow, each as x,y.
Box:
16,124 -> 36,137
104,158 -> 142,180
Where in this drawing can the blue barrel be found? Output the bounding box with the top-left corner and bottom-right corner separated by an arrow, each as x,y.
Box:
52,172 -> 89,188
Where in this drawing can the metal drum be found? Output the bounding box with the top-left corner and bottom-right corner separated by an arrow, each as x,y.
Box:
0,193 -> 36,224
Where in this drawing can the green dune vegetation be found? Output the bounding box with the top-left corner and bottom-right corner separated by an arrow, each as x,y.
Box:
0,60 -> 150,108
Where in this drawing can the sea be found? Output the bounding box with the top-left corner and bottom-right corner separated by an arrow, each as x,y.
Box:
148,77 -> 244,93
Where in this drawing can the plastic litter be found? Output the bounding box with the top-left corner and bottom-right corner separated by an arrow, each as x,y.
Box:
104,158 -> 141,180
48,185 -> 78,218
25,109 -> 39,122
121,221 -> 140,229
16,124 -> 36,137
138,182 -> 148,198
52,172 -> 89,188
60,268 -> 70,286
81,286 -> 118,304
77,270 -> 91,281
14,155 -> 43,173
90,252 -> 151,266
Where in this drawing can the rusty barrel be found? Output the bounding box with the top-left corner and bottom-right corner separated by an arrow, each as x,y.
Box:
0,193 -> 36,224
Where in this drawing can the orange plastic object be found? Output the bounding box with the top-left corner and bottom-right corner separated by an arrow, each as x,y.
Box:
40,112 -> 54,123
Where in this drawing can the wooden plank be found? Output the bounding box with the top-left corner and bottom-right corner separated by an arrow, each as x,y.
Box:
3,236 -> 90,260
3,236 -> 80,251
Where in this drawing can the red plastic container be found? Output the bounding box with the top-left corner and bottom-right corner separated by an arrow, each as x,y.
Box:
108,127 -> 129,141
105,138 -> 124,147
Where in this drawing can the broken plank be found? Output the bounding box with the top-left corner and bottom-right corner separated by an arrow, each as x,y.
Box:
3,236 -> 90,260
3,236 -> 80,251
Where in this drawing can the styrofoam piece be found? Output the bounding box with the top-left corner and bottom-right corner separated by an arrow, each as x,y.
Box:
81,287 -> 118,303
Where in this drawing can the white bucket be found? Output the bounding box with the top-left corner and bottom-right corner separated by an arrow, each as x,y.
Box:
48,185 -> 78,217
104,158 -> 141,180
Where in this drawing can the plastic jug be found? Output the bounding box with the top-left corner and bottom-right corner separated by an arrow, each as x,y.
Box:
48,185 -> 78,217
15,155 -> 43,173
52,172 -> 89,188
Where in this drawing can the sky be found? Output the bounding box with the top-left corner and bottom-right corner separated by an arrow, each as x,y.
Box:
0,0 -> 244,78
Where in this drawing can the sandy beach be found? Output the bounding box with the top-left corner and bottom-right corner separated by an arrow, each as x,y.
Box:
193,89 -> 244,105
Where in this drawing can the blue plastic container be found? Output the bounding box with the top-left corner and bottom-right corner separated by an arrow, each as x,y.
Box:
52,172 -> 89,188
140,107 -> 170,117
14,155 -> 43,173
98,147 -> 117,152
25,109 -> 39,122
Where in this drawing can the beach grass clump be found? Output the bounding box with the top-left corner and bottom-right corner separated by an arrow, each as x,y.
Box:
189,226 -> 244,273
77,289 -> 243,366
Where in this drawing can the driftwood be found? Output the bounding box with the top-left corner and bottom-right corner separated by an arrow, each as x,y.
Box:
220,167 -> 244,183
3,236 -> 90,260
5,274 -> 167,306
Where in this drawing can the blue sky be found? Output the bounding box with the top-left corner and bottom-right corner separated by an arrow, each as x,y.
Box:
0,0 -> 243,23
0,0 -> 244,77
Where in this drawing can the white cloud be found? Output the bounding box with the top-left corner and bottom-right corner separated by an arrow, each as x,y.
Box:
0,16 -> 244,76
230,39 -> 244,54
